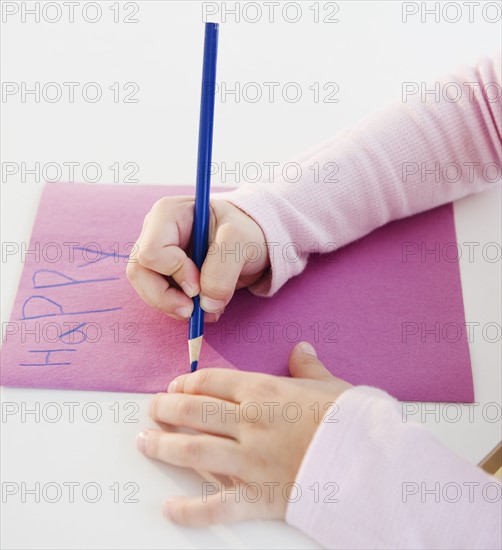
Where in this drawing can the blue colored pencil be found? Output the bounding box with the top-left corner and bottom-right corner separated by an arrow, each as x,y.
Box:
188,22 -> 219,372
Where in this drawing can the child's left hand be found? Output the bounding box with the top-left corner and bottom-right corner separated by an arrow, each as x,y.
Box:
136,341 -> 352,526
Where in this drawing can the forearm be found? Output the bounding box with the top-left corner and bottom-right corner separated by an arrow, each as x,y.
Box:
286,386 -> 502,550
215,54 -> 501,296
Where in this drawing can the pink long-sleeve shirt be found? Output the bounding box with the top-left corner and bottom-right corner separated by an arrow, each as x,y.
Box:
216,54 -> 502,549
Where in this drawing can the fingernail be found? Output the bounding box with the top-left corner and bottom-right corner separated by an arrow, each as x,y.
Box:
200,296 -> 225,313
213,308 -> 225,322
174,306 -> 192,319
136,431 -> 148,453
299,341 -> 317,357
167,379 -> 177,393
180,281 -> 197,298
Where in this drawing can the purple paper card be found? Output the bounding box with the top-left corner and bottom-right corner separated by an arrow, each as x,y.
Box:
1,182 -> 474,402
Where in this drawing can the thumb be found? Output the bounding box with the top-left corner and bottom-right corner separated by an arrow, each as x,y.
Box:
199,222 -> 246,314
288,342 -> 334,381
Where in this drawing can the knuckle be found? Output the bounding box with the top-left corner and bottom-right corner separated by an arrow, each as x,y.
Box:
166,250 -> 185,276
231,225 -> 248,243
229,454 -> 247,478
241,406 -> 267,432
251,378 -> 278,401
302,353 -> 322,367
240,441 -> 267,471
181,438 -> 202,463
125,261 -> 138,282
151,297 -> 165,312
171,374 -> 186,393
190,369 -> 212,395
147,432 -> 160,457
301,357 -> 323,370
149,395 -> 161,419
252,453 -> 269,474
201,272 -> 232,300
138,245 -> 185,276
173,500 -> 191,525
137,245 -> 160,267
220,220 -> 249,246
151,196 -> 173,212
207,501 -> 225,524
177,398 -> 196,421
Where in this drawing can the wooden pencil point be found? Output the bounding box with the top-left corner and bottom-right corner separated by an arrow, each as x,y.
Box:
188,336 -> 203,371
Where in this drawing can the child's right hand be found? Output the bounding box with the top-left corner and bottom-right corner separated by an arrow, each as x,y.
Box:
127,196 -> 269,322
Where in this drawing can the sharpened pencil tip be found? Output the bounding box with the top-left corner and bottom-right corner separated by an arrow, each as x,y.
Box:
188,336 -> 203,371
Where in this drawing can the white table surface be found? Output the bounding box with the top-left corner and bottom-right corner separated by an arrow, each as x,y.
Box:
1,1 -> 501,548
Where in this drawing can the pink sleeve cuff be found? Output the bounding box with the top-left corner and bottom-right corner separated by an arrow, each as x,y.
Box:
213,54 -> 501,299
285,386 -> 502,549
214,186 -> 309,296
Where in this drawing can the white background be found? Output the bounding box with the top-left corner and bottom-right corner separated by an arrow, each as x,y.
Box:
1,1 -> 501,548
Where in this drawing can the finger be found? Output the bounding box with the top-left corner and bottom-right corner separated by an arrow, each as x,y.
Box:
194,307 -> 225,324
164,493 -> 261,527
137,430 -> 243,477
136,218 -> 200,298
203,310 -> 224,323
149,393 -> 239,439
126,262 -> 194,319
167,368 -> 259,403
199,223 -> 247,314
288,342 -> 335,381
